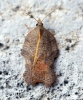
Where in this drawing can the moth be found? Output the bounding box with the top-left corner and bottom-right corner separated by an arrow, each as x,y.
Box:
21,8 -> 59,87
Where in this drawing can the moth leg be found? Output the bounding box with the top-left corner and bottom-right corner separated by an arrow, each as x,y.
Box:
24,24 -> 33,29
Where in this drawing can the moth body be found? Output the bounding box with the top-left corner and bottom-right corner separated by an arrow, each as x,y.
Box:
21,18 -> 59,87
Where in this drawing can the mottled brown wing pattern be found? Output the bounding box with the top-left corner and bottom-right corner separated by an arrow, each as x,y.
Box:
21,27 -> 39,65
37,28 -> 58,66
21,25 -> 59,87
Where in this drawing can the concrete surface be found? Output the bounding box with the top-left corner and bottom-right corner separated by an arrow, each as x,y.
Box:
0,0 -> 83,100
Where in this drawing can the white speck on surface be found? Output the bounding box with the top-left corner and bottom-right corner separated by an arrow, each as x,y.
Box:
0,0 -> 83,100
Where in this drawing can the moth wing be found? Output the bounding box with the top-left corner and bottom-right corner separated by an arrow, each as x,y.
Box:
21,27 -> 39,65
38,28 -> 59,65
46,29 -> 59,58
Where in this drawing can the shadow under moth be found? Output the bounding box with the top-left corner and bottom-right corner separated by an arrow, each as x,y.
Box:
21,8 -> 60,87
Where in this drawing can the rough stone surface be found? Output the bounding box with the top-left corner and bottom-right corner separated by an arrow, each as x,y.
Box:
0,0 -> 83,100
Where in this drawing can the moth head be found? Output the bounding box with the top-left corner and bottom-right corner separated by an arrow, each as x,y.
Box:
36,18 -> 43,26
26,4 -> 62,27
28,15 -> 43,27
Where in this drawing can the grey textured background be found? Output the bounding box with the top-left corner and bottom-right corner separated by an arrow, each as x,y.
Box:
0,0 -> 83,100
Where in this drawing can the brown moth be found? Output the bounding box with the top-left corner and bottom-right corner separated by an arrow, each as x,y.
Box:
21,9 -> 59,87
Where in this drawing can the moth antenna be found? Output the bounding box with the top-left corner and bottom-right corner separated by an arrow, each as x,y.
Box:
26,13 -> 38,22
42,3 -> 63,21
